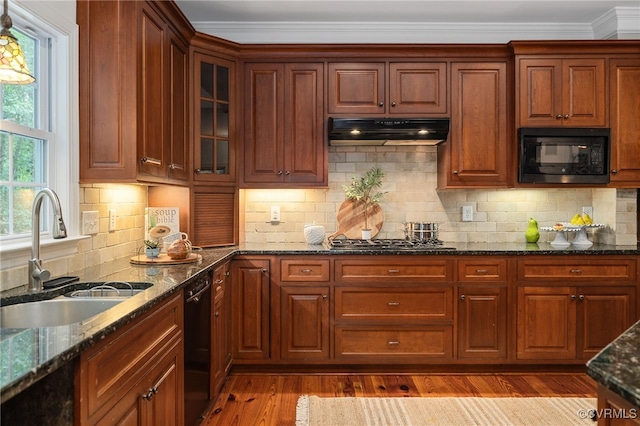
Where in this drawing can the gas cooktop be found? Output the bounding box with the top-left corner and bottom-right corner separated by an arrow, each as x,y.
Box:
326,238 -> 456,251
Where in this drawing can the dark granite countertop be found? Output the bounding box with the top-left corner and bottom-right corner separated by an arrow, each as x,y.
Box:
1,241 -> 638,402
587,319 -> 640,408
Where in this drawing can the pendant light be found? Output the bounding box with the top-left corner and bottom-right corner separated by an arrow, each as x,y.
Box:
0,0 -> 35,84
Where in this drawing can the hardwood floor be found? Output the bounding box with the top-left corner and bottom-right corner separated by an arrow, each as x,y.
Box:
201,373 -> 597,425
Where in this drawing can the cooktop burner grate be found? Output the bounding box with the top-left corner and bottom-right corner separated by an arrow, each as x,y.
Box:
327,238 -> 456,250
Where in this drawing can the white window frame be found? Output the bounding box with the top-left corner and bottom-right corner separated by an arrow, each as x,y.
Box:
0,1 -> 81,270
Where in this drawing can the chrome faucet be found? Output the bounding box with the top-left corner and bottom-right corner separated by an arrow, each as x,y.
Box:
29,188 -> 67,292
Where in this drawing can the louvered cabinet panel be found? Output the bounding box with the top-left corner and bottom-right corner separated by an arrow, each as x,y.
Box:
191,187 -> 238,247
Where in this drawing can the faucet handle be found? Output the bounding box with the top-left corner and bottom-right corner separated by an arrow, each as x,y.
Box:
30,259 -> 51,282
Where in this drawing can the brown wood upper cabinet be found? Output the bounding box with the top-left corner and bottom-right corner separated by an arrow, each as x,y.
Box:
438,61 -> 509,188
517,58 -> 606,127
78,0 -> 192,185
328,62 -> 448,116
192,51 -> 236,184
243,62 -> 327,187
609,58 -> 640,187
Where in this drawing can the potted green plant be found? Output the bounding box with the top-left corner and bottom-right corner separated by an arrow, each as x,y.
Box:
342,166 -> 387,239
144,240 -> 161,258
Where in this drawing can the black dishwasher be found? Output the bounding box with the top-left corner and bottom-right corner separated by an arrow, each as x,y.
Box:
183,273 -> 212,425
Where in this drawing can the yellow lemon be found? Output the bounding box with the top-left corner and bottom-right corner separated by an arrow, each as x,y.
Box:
582,213 -> 593,225
575,216 -> 585,225
570,213 -> 581,225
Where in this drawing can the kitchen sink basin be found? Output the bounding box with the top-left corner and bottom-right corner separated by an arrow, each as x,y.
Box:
65,288 -> 145,299
0,298 -> 124,328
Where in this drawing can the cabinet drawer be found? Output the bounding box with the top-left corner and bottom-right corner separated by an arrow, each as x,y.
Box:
458,259 -> 507,281
335,326 -> 453,358
517,259 -> 636,282
335,258 -> 452,282
280,259 -> 330,282
335,287 -> 453,322
78,294 -> 183,420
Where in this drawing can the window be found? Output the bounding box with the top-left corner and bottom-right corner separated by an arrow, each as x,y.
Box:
0,0 -> 79,265
1,26 -> 52,239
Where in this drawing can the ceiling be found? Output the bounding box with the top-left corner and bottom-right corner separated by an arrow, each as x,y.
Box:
174,0 -> 640,43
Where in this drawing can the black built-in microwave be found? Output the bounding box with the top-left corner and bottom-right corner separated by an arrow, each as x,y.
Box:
519,127 -> 610,184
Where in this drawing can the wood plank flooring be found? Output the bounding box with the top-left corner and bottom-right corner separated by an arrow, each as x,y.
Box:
201,373 -> 597,425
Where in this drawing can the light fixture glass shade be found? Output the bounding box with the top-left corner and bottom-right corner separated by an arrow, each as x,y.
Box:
0,32 -> 34,84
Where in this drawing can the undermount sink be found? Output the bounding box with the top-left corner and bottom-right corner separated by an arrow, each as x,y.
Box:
0,298 -> 124,328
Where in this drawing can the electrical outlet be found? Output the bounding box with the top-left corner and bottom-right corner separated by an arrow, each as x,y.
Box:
109,209 -> 117,231
462,206 -> 474,222
270,206 -> 281,224
582,206 -> 593,217
82,211 -> 99,235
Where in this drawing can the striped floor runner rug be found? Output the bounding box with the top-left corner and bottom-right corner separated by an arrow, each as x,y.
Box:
296,395 -> 597,426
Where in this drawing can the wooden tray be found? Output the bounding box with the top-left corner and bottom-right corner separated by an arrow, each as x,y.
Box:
130,253 -> 202,265
329,199 -> 384,239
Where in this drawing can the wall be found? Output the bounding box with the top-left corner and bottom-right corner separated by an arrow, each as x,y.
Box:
241,146 -> 638,246
0,184 -> 147,292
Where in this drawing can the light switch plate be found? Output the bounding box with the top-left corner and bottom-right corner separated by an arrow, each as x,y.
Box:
82,211 -> 99,235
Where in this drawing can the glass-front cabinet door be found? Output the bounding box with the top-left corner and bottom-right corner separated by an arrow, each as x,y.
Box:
193,52 -> 235,183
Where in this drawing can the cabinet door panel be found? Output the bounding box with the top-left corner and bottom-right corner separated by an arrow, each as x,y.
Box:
138,4 -> 167,179
609,59 -> 640,186
563,59 -> 606,126
518,59 -> 562,126
167,35 -> 189,182
284,64 -> 326,184
232,259 -> 270,359
280,286 -> 330,359
446,62 -> 508,187
389,62 -> 447,114
578,287 -> 635,359
244,65 -> 283,182
458,287 -> 507,359
328,63 -> 385,114
516,287 -> 576,360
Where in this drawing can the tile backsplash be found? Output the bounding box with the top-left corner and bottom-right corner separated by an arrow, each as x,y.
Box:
242,146 -> 637,245
1,148 -> 637,291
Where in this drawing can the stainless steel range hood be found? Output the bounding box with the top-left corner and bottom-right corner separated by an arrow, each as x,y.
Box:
328,117 -> 450,146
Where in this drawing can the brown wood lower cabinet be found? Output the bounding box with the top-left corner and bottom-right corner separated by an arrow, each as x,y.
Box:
75,294 -> 183,425
457,286 -> 507,359
229,255 -> 638,370
516,286 -> 636,360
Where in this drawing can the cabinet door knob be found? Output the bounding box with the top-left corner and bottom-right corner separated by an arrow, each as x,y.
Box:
556,114 -> 563,119
378,101 -> 384,107
453,170 -> 458,175
564,114 -> 570,119
322,294 -> 328,301
261,268 -> 268,273
571,295 -> 577,300
277,170 -> 283,175
215,311 -> 219,317
611,169 -> 618,175
169,163 -> 177,170
578,294 -> 585,301
285,170 -> 290,175
460,294 -> 466,301
391,101 -> 397,107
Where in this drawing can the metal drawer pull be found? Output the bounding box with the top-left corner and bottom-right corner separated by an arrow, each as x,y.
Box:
387,302 -> 400,306
300,269 -> 312,274
214,279 -> 224,285
388,269 -> 400,273
387,341 -> 400,346
570,269 -> 582,273
476,269 -> 489,273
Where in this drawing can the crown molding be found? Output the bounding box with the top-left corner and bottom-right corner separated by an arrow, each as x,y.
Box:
192,21 -> 598,44
593,7 -> 640,39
